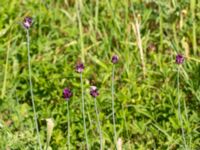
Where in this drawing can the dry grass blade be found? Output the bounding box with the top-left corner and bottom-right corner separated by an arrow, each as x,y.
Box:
117,138 -> 122,150
132,19 -> 146,77
46,118 -> 54,150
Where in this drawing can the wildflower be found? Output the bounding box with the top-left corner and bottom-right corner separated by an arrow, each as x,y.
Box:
76,63 -> 84,73
63,88 -> 72,100
176,54 -> 184,64
90,86 -> 99,98
23,16 -> 33,29
111,55 -> 119,64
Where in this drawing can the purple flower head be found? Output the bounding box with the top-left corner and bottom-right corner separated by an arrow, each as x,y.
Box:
90,86 -> 99,98
76,63 -> 84,73
111,55 -> 119,64
176,54 -> 184,64
63,88 -> 72,100
23,17 -> 33,29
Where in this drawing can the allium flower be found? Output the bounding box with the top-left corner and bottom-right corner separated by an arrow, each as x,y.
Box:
90,86 -> 99,98
111,55 -> 119,64
76,63 -> 84,73
23,17 -> 33,29
176,54 -> 184,64
63,88 -> 72,100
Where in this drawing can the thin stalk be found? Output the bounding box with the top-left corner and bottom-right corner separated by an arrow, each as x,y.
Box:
80,73 -> 89,149
26,29 -> 42,150
94,98 -> 103,150
177,66 -> 187,149
191,0 -> 197,54
76,0 -> 85,63
111,65 -> 117,149
67,101 -> 70,150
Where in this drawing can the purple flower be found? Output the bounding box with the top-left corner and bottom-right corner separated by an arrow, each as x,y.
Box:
76,63 -> 84,73
176,54 -> 184,64
23,17 -> 33,29
90,86 -> 99,98
111,55 -> 119,64
63,88 -> 72,100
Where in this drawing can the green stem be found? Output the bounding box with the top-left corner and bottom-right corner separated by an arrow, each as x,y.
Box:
80,73 -> 89,149
111,65 -> 117,149
177,66 -> 187,149
77,0 -> 84,63
94,98 -> 103,150
26,29 -> 42,150
67,101 -> 70,150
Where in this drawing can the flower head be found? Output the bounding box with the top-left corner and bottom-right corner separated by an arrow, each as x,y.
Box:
111,55 -> 119,64
63,88 -> 72,100
23,16 -> 33,29
76,63 -> 84,73
176,54 -> 184,64
90,86 -> 99,98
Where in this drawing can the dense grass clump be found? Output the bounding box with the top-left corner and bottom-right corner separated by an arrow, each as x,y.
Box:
0,0 -> 200,149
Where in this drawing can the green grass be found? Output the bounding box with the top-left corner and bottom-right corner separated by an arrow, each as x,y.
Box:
0,0 -> 200,149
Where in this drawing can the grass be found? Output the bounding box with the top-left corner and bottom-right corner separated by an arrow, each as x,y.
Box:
0,0 -> 200,149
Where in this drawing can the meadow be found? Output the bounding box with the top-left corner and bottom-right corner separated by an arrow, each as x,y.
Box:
0,0 -> 200,149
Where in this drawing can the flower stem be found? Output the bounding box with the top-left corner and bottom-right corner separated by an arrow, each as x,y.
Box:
80,73 -> 89,149
177,66 -> 187,149
26,29 -> 42,150
67,101 -> 70,150
94,98 -> 103,150
111,65 -> 117,148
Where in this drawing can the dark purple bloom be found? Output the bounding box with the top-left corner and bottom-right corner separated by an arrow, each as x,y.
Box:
23,17 -> 33,29
63,88 -> 72,100
176,54 -> 184,64
76,63 -> 84,73
111,55 -> 119,64
90,86 -> 99,98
